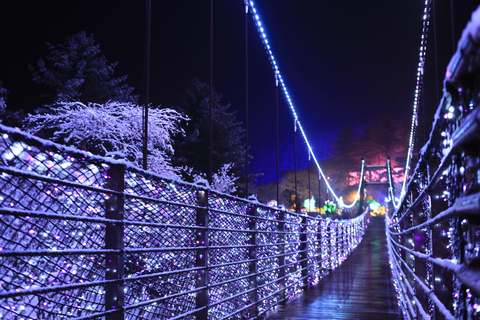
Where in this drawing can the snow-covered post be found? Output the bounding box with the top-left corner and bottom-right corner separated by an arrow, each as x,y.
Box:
247,198 -> 258,316
316,217 -> 322,273
331,222 -> 337,269
195,187 -> 209,318
277,206 -> 286,304
300,214 -> 308,289
104,164 -> 125,319
336,222 -> 342,262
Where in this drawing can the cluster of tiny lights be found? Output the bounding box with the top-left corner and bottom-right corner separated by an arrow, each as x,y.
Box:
0,126 -> 370,319
394,0 -> 432,209
384,3 -> 480,318
248,1 -> 362,208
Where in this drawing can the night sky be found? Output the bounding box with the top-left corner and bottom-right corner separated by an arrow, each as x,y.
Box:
1,1 -> 479,183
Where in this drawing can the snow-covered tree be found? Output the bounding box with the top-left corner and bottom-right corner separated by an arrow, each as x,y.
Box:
212,163 -> 239,194
30,32 -> 138,104
25,101 -> 187,178
183,163 -> 238,194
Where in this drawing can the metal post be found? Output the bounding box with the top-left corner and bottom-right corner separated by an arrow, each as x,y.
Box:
248,201 -> 258,316
105,165 -> 125,320
339,223 -> 344,262
332,222 -> 337,269
196,188 -> 209,319
316,218 -> 322,274
300,214 -> 308,289
387,156 -> 394,214
277,208 -> 286,304
425,162 -> 435,319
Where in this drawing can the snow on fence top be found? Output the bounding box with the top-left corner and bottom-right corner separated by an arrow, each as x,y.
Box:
0,123 -> 369,319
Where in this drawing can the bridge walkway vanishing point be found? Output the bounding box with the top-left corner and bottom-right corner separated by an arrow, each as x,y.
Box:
265,216 -> 402,320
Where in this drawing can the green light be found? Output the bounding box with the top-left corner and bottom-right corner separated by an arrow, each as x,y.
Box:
367,199 -> 381,211
304,197 -> 316,211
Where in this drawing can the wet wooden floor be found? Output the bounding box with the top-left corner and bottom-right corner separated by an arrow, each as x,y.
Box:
264,216 -> 402,320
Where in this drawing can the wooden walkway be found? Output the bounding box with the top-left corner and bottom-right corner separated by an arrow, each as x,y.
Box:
264,216 -> 402,320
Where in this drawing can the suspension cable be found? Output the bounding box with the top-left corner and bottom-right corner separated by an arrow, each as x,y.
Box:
396,0 -> 432,208
247,1 -> 364,208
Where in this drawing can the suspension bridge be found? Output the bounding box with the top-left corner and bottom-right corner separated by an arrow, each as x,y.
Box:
1,1 -> 480,320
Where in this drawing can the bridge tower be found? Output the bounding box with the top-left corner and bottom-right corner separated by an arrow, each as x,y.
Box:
358,156 -> 393,215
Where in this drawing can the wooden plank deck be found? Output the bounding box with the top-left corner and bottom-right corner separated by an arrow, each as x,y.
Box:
264,216 -> 402,320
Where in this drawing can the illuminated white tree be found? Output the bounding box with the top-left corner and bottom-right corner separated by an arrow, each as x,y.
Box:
25,101 -> 187,178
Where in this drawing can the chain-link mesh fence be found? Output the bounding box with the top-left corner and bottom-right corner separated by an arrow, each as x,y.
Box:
0,125 -> 369,319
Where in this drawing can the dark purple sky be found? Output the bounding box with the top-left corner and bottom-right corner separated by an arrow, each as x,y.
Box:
1,1 -> 478,182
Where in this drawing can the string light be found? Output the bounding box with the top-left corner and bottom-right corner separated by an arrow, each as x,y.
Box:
394,0 -> 432,208
0,124 -> 372,318
248,1 -> 364,208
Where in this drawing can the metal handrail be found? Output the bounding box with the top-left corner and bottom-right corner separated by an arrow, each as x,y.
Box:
0,123 -> 370,319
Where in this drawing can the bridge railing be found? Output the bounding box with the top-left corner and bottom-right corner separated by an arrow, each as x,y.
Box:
0,124 -> 369,319
387,9 -> 480,320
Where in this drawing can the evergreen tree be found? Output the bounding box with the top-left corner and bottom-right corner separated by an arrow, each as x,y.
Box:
357,127 -> 378,163
0,81 -> 26,127
172,78 -> 245,178
329,125 -> 359,187
373,113 -> 395,161
30,31 -> 138,104
0,81 -> 8,116
372,113 -> 408,168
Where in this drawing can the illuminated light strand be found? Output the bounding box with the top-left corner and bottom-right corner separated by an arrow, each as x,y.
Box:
0,111 -> 367,316
394,0 -> 432,209
248,1 -> 364,208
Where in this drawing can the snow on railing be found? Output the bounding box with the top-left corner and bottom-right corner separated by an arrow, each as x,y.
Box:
0,124 -> 370,319
387,5 -> 480,319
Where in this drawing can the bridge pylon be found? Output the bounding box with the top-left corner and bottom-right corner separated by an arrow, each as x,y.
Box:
358,156 -> 393,215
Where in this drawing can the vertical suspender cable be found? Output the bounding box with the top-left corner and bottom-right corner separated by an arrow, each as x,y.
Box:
275,71 -> 280,206
432,0 -> 440,106
398,0 -> 432,204
294,121 -> 298,213
308,153 -> 311,212
318,175 -> 321,212
450,0 -> 455,53
245,0 -> 249,197
143,0 -> 151,170
422,87 -> 426,146
248,1 -> 362,208
209,0 -> 213,183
